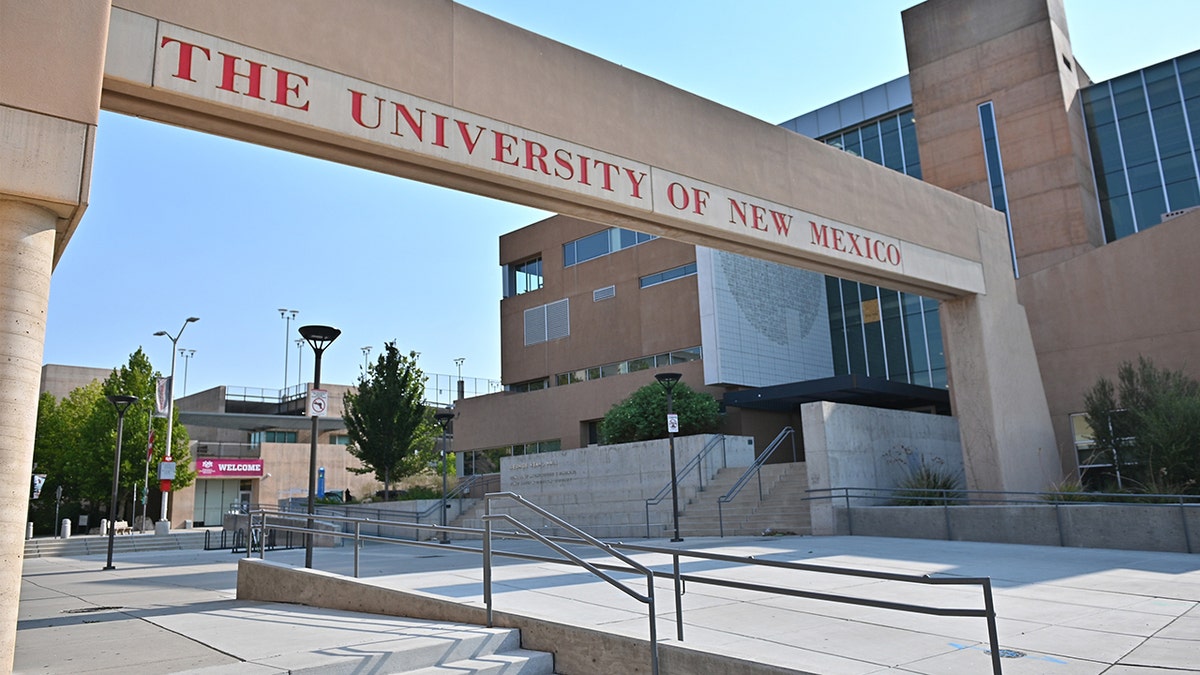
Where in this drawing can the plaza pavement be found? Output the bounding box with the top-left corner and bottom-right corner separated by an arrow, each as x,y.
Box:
16,533 -> 1200,673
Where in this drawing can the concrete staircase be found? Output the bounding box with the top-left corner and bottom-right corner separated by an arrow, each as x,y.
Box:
379,626 -> 556,674
23,530 -> 210,558
675,463 -> 811,537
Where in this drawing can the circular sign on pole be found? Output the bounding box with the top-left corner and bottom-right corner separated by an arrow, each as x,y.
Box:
309,388 -> 329,417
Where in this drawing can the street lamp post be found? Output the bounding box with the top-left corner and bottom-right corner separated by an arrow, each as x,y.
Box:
454,357 -> 465,401
154,316 -> 198,525
179,348 -> 196,396
361,345 -> 372,371
104,394 -> 138,570
299,324 -> 340,569
294,338 -> 304,389
435,411 -> 455,543
655,372 -> 683,543
279,308 -> 298,392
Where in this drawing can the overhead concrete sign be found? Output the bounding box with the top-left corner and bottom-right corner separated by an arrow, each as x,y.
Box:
107,9 -> 983,295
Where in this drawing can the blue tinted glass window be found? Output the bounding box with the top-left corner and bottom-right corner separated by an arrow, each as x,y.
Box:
826,277 -> 848,376
880,289 -> 907,383
860,124 -> 882,164
841,279 -> 866,375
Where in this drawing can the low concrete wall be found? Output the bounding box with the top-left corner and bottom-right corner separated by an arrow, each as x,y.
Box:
237,558 -> 805,675
489,434 -> 756,539
802,402 -> 961,535
834,503 -> 1200,553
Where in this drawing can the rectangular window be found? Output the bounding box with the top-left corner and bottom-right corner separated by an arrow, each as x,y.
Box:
639,262 -> 698,288
524,299 -> 570,345
563,228 -> 656,268
331,434 -> 351,446
504,257 -> 543,297
978,101 -> 1018,277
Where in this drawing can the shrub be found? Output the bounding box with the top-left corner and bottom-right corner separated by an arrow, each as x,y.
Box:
599,381 -> 720,444
883,446 -> 964,506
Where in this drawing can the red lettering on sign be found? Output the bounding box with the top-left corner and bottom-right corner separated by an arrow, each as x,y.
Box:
524,140 -> 550,174
554,149 -> 575,180
494,131 -> 519,166
457,121 -> 485,154
273,68 -> 309,110
348,90 -> 382,129
809,221 -> 901,266
218,52 -> 266,100
393,103 -> 426,140
769,210 -> 792,236
160,37 -> 210,82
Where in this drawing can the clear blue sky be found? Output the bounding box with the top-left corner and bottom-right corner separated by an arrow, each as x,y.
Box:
42,1 -> 1200,396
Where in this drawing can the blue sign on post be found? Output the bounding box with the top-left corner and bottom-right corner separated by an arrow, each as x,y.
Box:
317,466 -> 325,498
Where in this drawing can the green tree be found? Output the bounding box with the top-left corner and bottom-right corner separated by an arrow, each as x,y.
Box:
1083,357 -> 1200,493
31,349 -> 194,530
342,343 -> 436,498
599,381 -> 720,444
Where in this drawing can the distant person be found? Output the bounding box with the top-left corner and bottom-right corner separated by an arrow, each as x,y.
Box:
344,489 -> 352,503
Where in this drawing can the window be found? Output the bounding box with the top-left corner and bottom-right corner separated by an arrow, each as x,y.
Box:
503,257 -> 543,297
563,228 -> 655,268
331,434 -> 351,446
524,298 -> 570,345
252,430 -> 297,445
978,101 -> 1018,277
507,378 -> 548,393
553,347 -> 702,386
464,439 -> 562,475
639,262 -> 697,288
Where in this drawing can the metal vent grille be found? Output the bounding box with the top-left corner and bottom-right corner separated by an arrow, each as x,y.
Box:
593,285 -> 616,302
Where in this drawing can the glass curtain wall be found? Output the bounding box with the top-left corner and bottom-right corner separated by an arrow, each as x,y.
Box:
819,110 -> 946,388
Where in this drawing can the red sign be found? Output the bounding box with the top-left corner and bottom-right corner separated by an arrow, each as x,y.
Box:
196,458 -> 264,478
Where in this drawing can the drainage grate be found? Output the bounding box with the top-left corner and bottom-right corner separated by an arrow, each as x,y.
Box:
63,606 -> 122,614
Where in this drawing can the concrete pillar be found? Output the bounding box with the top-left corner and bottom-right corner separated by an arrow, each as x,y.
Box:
0,200 -> 57,670
941,215 -> 1062,492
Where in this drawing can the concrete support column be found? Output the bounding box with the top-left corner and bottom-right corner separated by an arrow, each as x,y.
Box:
940,218 -> 1062,493
0,199 -> 57,672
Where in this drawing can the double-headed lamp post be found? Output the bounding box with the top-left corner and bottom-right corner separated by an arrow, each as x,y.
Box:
434,410 -> 455,543
299,324 -> 340,569
104,394 -> 138,571
655,372 -> 683,543
154,316 -> 198,525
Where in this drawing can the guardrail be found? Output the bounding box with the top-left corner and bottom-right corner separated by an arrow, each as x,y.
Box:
717,426 -> 795,536
644,434 -> 727,537
246,492 -> 1004,674
810,485 -> 1200,553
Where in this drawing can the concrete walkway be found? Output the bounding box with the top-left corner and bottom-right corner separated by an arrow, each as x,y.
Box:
17,535 -> 1200,673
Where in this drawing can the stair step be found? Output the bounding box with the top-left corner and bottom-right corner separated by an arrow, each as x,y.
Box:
403,649 -> 556,674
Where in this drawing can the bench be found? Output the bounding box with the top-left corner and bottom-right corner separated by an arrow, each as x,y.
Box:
112,520 -> 132,535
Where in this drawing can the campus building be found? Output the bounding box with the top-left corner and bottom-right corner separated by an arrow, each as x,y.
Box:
454,0 -> 1200,485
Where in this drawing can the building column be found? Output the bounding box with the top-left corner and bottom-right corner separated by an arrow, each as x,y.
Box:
0,199 -> 58,672
940,214 -> 1062,493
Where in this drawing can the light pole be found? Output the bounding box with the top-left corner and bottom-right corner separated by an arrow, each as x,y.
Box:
361,345 -> 372,371
299,324 -> 340,569
279,308 -> 298,392
435,410 -> 455,544
454,357 -> 465,401
104,394 -> 137,570
154,316 -> 198,525
179,348 -> 196,396
655,372 -> 683,543
294,338 -> 304,389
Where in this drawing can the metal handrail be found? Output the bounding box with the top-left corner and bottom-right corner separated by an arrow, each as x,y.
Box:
807,485 -> 1200,553
717,426 -> 796,536
484,492 -> 660,675
644,434 -> 727,537
247,501 -> 1003,674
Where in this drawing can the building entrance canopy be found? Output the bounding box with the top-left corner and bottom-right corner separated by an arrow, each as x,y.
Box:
723,375 -> 951,415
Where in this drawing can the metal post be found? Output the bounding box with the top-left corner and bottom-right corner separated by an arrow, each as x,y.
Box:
484,496 -> 494,627
141,412 -> 152,533
104,395 -> 137,570
673,552 -> 684,641
435,411 -> 455,544
656,373 -> 683,543
154,317 -> 198,525
300,324 -> 340,569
